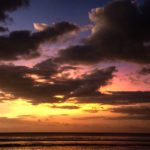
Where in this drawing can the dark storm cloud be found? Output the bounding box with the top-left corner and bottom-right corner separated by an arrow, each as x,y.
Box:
56,45 -> 99,65
110,106 -> 150,120
76,91 -> 150,105
0,21 -> 80,60
58,65 -> 78,72
0,0 -> 29,22
56,0 -> 150,65
0,26 -> 8,32
0,0 -> 29,32
75,106 -> 150,120
0,61 -> 149,105
138,67 -> 150,75
109,115 -> 150,120
111,106 -> 150,115
33,59 -> 59,78
0,61 -> 116,104
71,66 -> 116,97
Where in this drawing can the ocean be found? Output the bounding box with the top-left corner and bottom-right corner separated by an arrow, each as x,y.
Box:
0,132 -> 150,150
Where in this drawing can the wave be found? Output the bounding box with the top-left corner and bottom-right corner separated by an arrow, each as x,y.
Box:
0,132 -> 150,137
0,138 -> 150,142
0,142 -> 150,147
0,133 -> 150,147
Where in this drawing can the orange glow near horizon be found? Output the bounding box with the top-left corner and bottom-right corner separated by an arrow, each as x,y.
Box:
0,64 -> 150,132
0,98 -> 112,119
100,74 -> 150,93
54,95 -> 64,99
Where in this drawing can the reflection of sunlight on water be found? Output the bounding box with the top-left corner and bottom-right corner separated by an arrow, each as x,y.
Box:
2,146 -> 150,150
0,133 -> 150,150
1,140 -> 150,150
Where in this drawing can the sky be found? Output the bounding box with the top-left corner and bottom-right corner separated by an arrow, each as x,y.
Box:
0,0 -> 150,133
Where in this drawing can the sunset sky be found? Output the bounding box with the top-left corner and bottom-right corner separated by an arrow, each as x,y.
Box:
0,0 -> 150,133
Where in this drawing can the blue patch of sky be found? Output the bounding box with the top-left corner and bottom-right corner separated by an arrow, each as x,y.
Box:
8,0 -> 111,31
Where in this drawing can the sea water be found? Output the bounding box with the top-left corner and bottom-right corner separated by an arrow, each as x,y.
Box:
0,132 -> 149,150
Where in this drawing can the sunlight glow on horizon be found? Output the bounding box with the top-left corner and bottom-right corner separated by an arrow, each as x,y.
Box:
0,98 -> 112,120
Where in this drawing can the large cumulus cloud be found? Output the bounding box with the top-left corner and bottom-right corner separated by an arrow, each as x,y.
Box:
0,21 -> 79,60
56,0 -> 150,65
0,60 -> 116,104
0,1 -> 81,61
